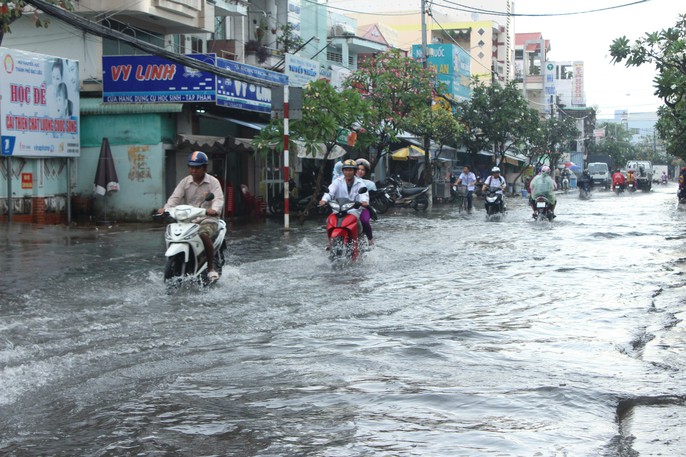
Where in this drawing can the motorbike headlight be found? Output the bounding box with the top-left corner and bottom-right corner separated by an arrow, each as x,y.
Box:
329,201 -> 340,212
341,202 -> 355,211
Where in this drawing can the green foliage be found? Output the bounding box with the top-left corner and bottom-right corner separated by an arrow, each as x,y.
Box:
276,22 -> 304,54
610,14 -> 686,159
457,80 -> 543,165
344,48 -> 438,169
529,115 -> 580,168
588,122 -> 636,167
252,79 -> 371,159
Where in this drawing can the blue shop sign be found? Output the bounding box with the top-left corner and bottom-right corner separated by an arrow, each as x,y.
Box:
215,57 -> 288,113
102,54 -> 217,103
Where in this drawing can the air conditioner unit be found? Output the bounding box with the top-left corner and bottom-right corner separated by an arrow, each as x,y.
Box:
331,23 -> 355,37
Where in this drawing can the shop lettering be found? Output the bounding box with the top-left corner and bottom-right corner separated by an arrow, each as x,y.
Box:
110,64 -> 177,82
9,83 -> 47,106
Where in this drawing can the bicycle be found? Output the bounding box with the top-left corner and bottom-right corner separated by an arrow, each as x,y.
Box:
450,185 -> 469,212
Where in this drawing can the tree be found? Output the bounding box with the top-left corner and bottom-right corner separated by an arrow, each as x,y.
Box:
252,79 -> 371,220
588,122 -> 636,168
0,0 -> 73,44
344,49 -> 438,173
609,14 -> 686,159
457,80 -> 541,168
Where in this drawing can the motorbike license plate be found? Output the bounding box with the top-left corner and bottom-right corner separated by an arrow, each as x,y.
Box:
536,201 -> 546,208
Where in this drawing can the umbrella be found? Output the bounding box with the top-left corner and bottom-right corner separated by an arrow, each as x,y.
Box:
93,137 -> 119,223
391,145 -> 425,161
564,161 -> 576,168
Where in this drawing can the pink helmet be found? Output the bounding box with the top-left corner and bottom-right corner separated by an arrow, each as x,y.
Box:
541,166 -> 551,174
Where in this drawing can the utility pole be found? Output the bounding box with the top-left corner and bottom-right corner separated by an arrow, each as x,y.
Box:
420,0 -> 433,206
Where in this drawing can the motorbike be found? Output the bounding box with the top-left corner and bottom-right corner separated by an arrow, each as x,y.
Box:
153,193 -> 227,289
382,175 -> 430,211
369,184 -> 394,214
678,187 -> 686,205
270,182 -> 331,218
627,181 -> 637,192
533,196 -> 555,222
325,188 -> 368,265
579,186 -> 591,200
484,189 -> 505,216
614,183 -> 624,195
662,176 -> 669,186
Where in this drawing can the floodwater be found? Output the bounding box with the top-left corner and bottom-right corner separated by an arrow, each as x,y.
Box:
1,183 -> 685,456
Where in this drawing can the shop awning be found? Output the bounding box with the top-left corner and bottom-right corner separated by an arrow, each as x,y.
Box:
176,134 -> 255,153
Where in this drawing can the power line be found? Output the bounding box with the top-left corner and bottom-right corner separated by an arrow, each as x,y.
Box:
24,0 -> 283,87
433,0 -> 651,17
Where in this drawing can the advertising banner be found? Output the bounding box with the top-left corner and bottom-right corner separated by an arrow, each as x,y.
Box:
0,47 -> 80,157
572,61 -> 585,106
285,54 -> 320,88
215,57 -> 287,113
102,54 -> 217,103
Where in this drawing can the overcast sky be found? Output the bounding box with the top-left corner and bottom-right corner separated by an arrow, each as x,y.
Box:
514,0 -> 684,119
327,0 -> 684,119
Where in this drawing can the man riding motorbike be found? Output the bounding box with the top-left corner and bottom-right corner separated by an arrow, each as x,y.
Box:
529,165 -> 557,217
320,159 -> 370,248
661,171 -> 669,184
578,169 -> 593,194
157,151 -> 225,282
626,168 -> 636,189
612,169 -> 626,191
482,166 -> 507,212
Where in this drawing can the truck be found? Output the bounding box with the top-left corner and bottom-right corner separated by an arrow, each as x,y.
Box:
652,165 -> 668,182
626,160 -> 653,191
587,162 -> 610,190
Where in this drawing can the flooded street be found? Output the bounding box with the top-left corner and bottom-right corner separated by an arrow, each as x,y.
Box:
1,184 -> 685,456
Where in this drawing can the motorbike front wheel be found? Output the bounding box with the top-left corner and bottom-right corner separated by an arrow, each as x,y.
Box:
413,195 -> 429,211
164,252 -> 186,288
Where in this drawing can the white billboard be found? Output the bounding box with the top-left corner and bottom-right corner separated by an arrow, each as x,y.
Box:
0,48 -> 80,158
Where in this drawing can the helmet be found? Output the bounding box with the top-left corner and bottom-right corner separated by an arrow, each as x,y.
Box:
356,158 -> 371,173
342,159 -> 357,170
188,151 -> 209,167
491,166 -> 501,173
541,165 -> 551,174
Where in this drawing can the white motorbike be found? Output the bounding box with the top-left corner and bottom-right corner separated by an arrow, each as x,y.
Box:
153,193 -> 227,289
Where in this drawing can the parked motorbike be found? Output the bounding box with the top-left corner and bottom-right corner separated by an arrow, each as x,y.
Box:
152,193 -> 227,289
270,182 -> 331,217
382,175 -> 430,211
369,185 -> 393,214
533,196 -> 555,222
325,188 -> 368,265
484,189 -> 505,217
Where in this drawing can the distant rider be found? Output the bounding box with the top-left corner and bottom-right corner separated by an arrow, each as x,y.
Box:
578,169 -> 593,194
612,169 -> 626,190
529,165 -> 557,217
157,151 -> 224,282
482,166 -> 507,212
661,170 -> 669,183
355,158 -> 377,246
456,165 -> 477,212
626,168 -> 636,187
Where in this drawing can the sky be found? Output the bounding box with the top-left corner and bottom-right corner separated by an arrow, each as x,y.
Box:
513,0 -> 685,119
326,0 -> 685,119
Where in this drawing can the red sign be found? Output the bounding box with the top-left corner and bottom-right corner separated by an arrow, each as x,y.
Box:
21,173 -> 32,189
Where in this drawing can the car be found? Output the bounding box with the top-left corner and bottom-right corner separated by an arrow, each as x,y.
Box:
626,160 -> 653,191
588,162 -> 610,190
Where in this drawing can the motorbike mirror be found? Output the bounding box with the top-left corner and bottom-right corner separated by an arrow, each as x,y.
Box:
358,187 -> 368,194
205,193 -> 215,201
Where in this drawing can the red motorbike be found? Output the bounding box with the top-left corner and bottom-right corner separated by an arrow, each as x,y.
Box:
326,197 -> 363,263
324,186 -> 369,264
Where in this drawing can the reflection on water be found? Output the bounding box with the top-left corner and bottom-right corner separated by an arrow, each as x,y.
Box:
1,186 -> 685,455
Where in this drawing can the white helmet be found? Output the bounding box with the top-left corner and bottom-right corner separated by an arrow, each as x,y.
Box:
491,167 -> 500,173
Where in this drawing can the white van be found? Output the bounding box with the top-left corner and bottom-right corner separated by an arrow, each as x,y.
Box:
587,162 -> 610,189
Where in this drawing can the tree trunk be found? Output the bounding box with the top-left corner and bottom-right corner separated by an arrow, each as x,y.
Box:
423,135 -> 432,208
298,146 -> 333,224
